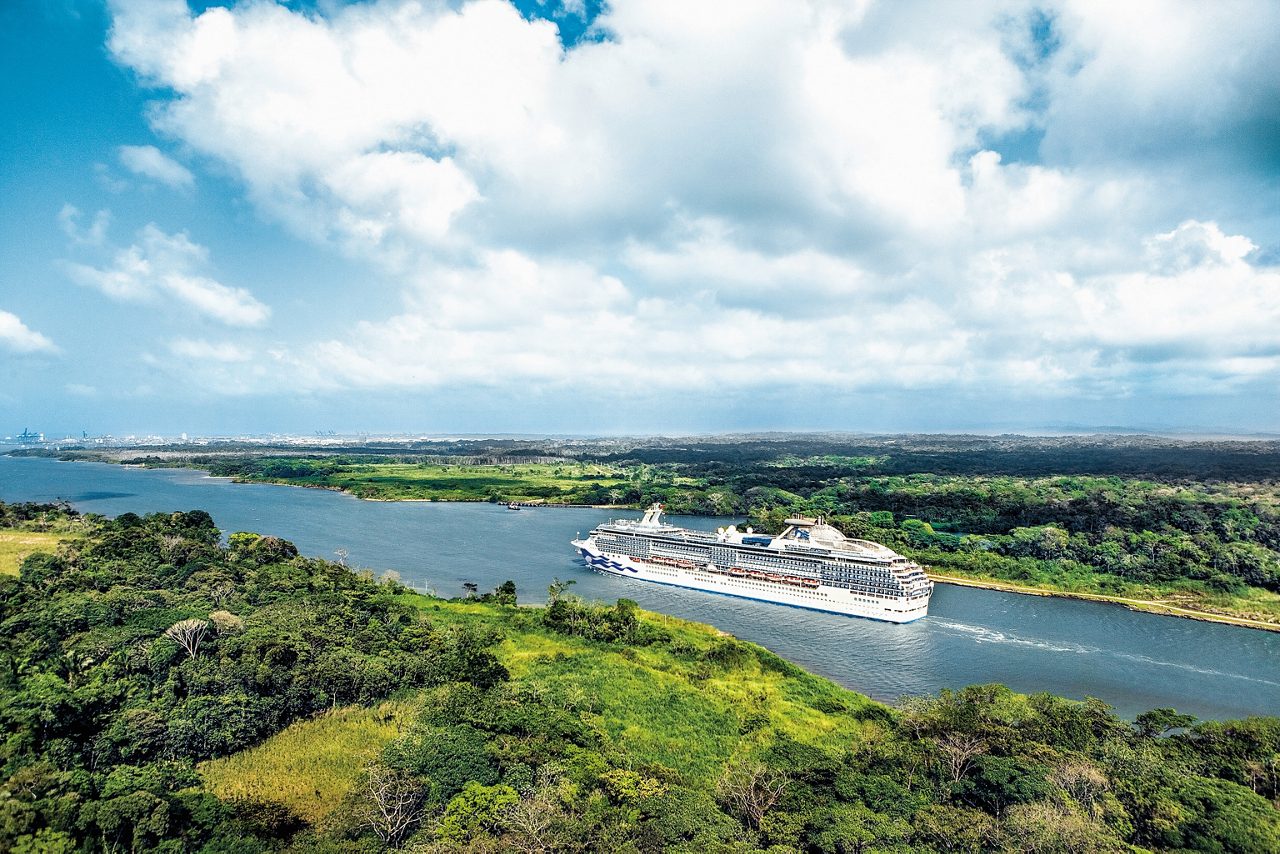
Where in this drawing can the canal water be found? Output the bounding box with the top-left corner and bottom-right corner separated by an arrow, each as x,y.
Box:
2,454 -> 1276,721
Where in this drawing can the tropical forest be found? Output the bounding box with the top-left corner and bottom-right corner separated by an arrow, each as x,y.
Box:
2,500 -> 1278,852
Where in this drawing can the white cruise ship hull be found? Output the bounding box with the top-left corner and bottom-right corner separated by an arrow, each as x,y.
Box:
572,539 -> 929,623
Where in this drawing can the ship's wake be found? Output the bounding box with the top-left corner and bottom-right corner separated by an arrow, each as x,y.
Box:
930,619 -> 1280,687
930,619 -> 1098,654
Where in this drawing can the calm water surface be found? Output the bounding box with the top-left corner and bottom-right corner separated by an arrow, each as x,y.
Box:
2,455 -> 1277,720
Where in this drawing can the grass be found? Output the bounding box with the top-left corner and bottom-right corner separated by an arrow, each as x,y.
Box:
240,462 -> 633,503
201,596 -> 884,815
0,530 -> 67,575
199,698 -> 419,823
925,562 -> 1280,628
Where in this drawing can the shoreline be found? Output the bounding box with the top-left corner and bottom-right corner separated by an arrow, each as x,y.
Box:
212,474 -> 635,510
928,572 -> 1280,633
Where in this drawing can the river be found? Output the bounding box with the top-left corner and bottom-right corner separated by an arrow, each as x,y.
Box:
2,454 -> 1276,721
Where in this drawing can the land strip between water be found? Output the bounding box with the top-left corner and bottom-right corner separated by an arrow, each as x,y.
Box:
927,572 -> 1280,632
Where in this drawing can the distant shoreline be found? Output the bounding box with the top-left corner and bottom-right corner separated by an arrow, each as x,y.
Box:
928,572 -> 1280,633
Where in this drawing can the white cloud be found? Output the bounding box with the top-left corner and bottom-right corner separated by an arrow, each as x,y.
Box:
957,220 -> 1280,396
1144,220 -> 1257,274
324,151 -> 479,245
0,310 -> 58,354
118,144 -> 195,188
64,223 -> 270,327
106,0 -> 1034,252
168,338 -> 252,362
1042,1 -> 1280,173
58,204 -> 111,246
100,0 -> 1280,412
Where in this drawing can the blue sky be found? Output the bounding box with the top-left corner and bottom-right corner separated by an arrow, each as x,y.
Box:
2,0 -> 1279,437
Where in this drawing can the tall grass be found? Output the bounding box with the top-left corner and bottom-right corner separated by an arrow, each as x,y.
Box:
199,698 -> 418,823
199,597 -> 887,813
0,531 -> 65,576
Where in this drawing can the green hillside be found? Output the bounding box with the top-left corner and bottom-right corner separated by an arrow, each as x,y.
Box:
2,502 -> 1277,852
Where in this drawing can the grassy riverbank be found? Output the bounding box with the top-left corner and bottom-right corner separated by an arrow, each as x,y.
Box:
252,460 -> 638,503
927,571 -> 1280,631
194,456 -> 644,503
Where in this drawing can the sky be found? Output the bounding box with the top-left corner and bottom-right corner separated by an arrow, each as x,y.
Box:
1,0 -> 1278,437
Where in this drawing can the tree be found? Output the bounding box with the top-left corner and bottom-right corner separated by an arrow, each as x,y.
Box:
439,782 -> 517,842
808,802 -> 908,854
208,580 -> 235,608
158,534 -> 191,565
1001,800 -> 1127,853
547,578 -> 575,604
249,536 -> 299,565
954,756 -> 1051,813
163,619 -> 209,660
1134,708 -> 1196,738
356,763 -> 425,847
227,531 -> 261,557
208,610 -> 243,635
506,785 -> 568,854
493,579 -> 518,607
386,724 -> 497,801
1049,759 -> 1110,816
716,758 -> 789,830
9,828 -> 76,854
937,732 -> 988,783
600,768 -> 667,803
910,804 -> 994,853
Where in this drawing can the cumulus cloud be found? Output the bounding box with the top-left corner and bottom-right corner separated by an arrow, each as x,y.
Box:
118,144 -> 195,188
1144,220 -> 1257,274
100,0 -> 1280,412
106,0 -> 1035,252
1041,1 -> 1280,174
64,222 -> 270,326
0,310 -> 57,354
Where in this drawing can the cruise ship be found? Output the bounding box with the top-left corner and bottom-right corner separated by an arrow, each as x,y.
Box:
571,503 -> 932,622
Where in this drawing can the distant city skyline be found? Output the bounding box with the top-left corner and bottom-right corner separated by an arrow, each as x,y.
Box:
3,0 -> 1278,435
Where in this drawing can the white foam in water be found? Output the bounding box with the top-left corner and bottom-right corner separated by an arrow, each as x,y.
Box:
930,619 -> 1100,655
1112,653 -> 1280,687
935,618 -> 1280,688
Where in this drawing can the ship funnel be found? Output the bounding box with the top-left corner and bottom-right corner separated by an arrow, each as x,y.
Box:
640,502 -> 665,527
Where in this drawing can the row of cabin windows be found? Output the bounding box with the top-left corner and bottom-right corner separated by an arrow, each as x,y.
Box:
610,537 -> 908,595
687,576 -> 891,606
636,560 -> 902,600
616,559 -> 905,603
